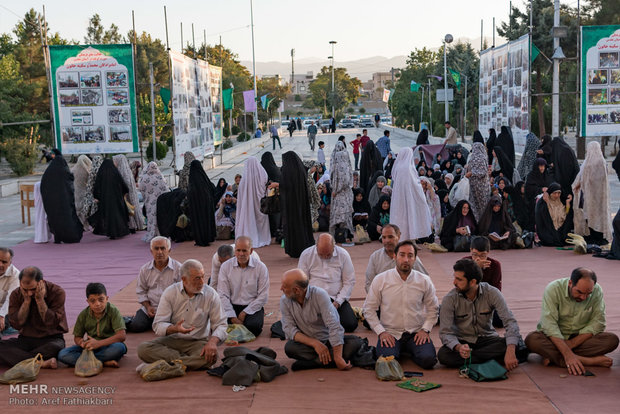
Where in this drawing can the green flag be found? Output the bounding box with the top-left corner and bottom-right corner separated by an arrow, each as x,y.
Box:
531,44 -> 540,64
223,88 -> 234,110
410,80 -> 420,92
159,87 -> 171,114
449,68 -> 461,90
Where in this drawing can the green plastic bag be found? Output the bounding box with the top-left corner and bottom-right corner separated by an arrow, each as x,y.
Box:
139,359 -> 186,382
460,359 -> 507,382
74,349 -> 103,377
397,379 -> 442,392
225,324 -> 256,345
375,356 -> 404,381
0,353 -> 43,384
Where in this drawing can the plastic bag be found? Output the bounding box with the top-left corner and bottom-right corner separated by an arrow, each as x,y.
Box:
139,359 -> 186,382
375,356 -> 404,381
74,349 -> 103,377
0,353 -> 43,384
225,324 -> 256,345
353,225 -> 371,245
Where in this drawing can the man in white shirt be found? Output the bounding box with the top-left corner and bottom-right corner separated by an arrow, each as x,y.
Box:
210,244 -> 261,291
363,240 -> 439,369
137,259 -> 227,370
0,247 -> 19,337
298,233 -> 357,332
365,224 -> 428,293
126,237 -> 182,333
217,236 -> 269,336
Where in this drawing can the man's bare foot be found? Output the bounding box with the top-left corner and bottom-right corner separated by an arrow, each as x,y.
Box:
41,358 -> 57,369
103,360 -> 119,368
579,355 -> 613,368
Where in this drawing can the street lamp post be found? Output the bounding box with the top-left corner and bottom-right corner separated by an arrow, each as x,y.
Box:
329,40 -> 337,119
250,0 -> 258,135
443,34 -> 453,123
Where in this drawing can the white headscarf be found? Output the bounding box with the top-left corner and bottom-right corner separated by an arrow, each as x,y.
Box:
389,147 -> 432,239
235,156 -> 271,248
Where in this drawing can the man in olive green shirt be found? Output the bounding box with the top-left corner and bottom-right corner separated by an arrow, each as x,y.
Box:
525,268 -> 619,375
58,283 -> 126,369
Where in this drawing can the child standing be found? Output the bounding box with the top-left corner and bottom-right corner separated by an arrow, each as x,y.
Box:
317,141 -> 326,171
58,283 -> 127,368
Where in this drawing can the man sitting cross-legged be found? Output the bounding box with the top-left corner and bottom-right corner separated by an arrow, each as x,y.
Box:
525,267 -> 619,375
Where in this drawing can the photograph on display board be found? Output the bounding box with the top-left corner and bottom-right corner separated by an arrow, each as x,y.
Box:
599,52 -> 619,68
107,89 -> 129,106
588,69 -> 608,85
110,126 -> 132,142
80,72 -> 101,88
71,109 -> 92,125
58,72 -> 78,88
84,125 -> 105,142
588,88 -> 608,105
609,88 -> 620,103
106,71 -> 128,87
610,69 -> 620,84
61,126 -> 83,142
108,108 -> 130,124
81,89 -> 103,106
59,89 -> 80,106
610,109 -> 620,123
587,109 -> 608,124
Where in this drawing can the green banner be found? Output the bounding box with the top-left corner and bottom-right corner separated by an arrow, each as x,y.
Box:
160,87 -> 171,114
580,25 -> 620,137
48,44 -> 139,154
223,88 -> 233,110
449,68 -> 461,90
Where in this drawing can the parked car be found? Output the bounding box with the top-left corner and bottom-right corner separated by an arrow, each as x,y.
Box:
319,119 -> 331,132
338,119 -> 356,128
360,119 -> 375,128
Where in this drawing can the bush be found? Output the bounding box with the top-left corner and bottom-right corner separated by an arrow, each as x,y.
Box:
359,107 -> 366,114
237,132 -> 250,142
294,94 -> 302,102
4,137 -> 38,177
346,107 -> 355,113
223,138 -> 233,149
166,136 -> 174,147
223,127 -> 230,138
145,141 -> 168,162
231,125 -> 241,135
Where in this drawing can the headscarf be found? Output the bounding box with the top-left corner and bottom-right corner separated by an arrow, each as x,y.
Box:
261,151 -> 282,182
71,154 -> 92,228
477,194 -> 515,237
439,200 -> 477,250
539,135 -> 553,163
572,141 -> 612,242
420,176 -> 441,233
89,159 -> 130,239
517,132 -> 540,180
416,129 -> 429,146
139,161 -> 170,242
359,140 -> 383,196
545,182 -> 567,230
113,154 -> 145,231
486,128 -> 497,164
303,160 -> 321,224
178,151 -> 195,191
472,130 -> 484,144
187,160 -> 216,246
214,178 -> 228,202
235,156 -> 271,247
467,142 -> 491,221
496,126 -> 516,166
551,136 -> 580,198
352,188 -> 371,215
329,141 -> 354,235
81,155 -> 103,220
368,174 -> 387,209
281,151 -> 315,258
493,146 -> 518,183
130,160 -> 142,184
40,154 -> 83,243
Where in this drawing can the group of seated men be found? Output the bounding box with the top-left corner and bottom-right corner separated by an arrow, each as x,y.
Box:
0,230 -> 618,377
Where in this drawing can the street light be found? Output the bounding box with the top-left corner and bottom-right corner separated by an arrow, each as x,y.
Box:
443,34 -> 453,123
329,40 -> 337,119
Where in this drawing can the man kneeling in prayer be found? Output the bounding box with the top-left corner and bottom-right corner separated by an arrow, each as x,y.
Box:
281,269 -> 366,371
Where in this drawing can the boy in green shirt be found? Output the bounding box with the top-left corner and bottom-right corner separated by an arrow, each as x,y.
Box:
58,283 -> 127,368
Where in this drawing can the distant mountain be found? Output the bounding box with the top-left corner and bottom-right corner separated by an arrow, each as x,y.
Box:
240,36 -> 498,82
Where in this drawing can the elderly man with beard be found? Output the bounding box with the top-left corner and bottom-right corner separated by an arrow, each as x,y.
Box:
363,241 -> 439,369
525,268 -> 619,375
438,259 -> 521,370
137,259 -> 227,370
280,269 -> 362,371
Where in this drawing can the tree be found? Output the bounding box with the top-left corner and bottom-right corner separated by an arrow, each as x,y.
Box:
257,77 -> 289,124
308,66 -> 361,117
85,14 -> 124,44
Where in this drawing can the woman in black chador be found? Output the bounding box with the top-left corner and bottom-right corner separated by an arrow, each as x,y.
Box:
187,160 -> 217,246
88,159 -> 129,239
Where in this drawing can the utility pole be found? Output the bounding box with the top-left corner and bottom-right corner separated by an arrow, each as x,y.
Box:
330,41 -> 337,119
180,22 -> 184,54
149,63 -> 157,161
576,0 -> 585,159
552,0 -> 560,137
250,0 -> 258,134
291,48 -> 295,94
390,67 -> 395,124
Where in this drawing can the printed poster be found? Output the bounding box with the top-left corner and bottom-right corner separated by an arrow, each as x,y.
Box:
49,45 -> 139,154
478,34 -> 530,154
209,65 -> 223,146
581,25 -> 620,137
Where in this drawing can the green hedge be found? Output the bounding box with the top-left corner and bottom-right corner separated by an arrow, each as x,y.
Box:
145,141 -> 168,162
237,132 -> 250,142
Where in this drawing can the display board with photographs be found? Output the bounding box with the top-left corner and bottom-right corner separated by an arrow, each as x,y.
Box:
581,25 -> 620,135
478,34 -> 530,154
209,66 -> 223,146
49,45 -> 138,154
169,51 -> 222,168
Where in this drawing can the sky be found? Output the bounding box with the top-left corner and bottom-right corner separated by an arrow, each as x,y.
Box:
0,0 -> 576,63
